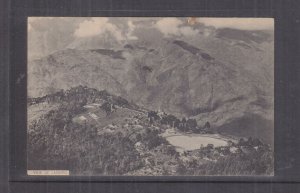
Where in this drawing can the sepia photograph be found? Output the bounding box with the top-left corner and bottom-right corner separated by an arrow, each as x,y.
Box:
27,17 -> 274,176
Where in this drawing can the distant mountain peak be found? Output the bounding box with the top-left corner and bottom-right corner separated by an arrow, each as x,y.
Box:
215,28 -> 273,44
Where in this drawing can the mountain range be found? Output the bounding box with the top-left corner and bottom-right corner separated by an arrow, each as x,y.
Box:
28,26 -> 274,144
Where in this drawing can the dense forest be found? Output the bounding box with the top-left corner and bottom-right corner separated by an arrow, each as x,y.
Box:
28,86 -> 273,175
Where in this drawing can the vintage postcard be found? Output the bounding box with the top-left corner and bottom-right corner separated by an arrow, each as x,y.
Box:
27,17 -> 274,176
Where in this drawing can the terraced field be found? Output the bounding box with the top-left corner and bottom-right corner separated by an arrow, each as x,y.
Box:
72,105 -> 146,132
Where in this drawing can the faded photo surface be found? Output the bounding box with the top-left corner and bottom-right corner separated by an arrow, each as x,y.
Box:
27,17 -> 274,176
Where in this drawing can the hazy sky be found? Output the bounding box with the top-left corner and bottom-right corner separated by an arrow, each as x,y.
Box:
28,17 -> 274,60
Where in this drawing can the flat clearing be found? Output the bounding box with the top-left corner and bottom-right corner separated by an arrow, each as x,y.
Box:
73,105 -> 144,129
161,128 -> 232,152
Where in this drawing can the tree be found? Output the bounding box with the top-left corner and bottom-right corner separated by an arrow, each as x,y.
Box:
204,121 -> 211,129
187,119 -> 197,130
161,115 -> 179,127
238,138 -> 247,146
101,102 -> 116,116
148,111 -> 160,121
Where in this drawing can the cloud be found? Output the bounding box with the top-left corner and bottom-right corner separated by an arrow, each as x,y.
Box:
155,18 -> 200,37
179,26 -> 199,36
126,20 -> 138,40
74,18 -> 125,41
28,17 -> 87,60
197,18 -> 274,30
155,18 -> 183,36
28,17 -> 43,31
127,20 -> 135,31
74,18 -> 109,37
